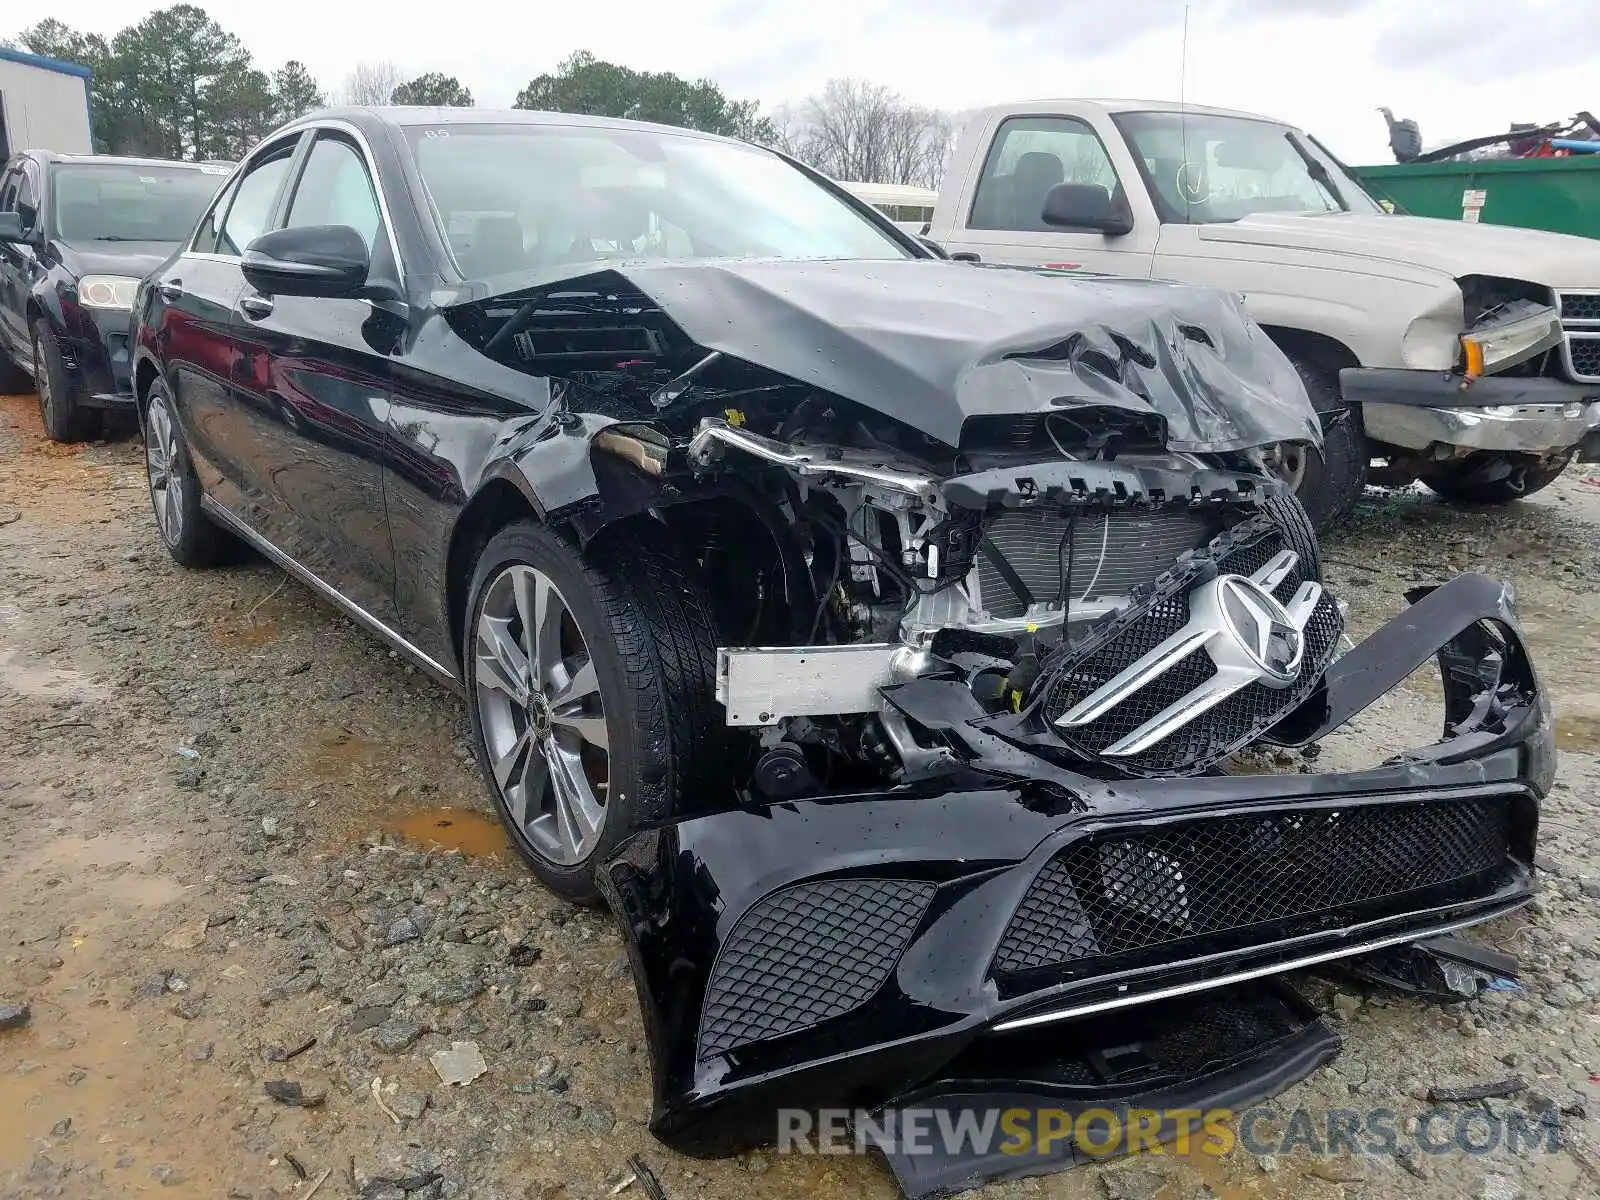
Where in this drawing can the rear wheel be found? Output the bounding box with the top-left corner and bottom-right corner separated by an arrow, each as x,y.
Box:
142,380 -> 234,567
464,521 -> 723,903
1420,449 -> 1575,505
1277,352 -> 1366,532
33,319 -> 100,443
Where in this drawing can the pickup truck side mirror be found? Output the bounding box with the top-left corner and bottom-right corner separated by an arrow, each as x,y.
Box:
1041,183 -> 1133,237
915,235 -> 950,259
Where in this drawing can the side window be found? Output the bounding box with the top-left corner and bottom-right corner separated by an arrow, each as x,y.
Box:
969,117 -> 1123,233
0,166 -> 19,214
217,146 -> 296,256
283,134 -> 385,257
190,172 -> 241,254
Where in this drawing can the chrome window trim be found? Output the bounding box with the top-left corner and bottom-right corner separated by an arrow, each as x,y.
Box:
199,496 -> 460,688
181,120 -> 406,279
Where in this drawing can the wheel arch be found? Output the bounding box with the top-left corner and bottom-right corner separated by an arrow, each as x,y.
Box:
1260,326 -> 1361,386
445,474 -> 544,673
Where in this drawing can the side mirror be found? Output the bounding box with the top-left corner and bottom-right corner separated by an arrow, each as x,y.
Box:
915,235 -> 949,259
242,224 -> 370,298
0,212 -> 25,243
1041,183 -> 1133,236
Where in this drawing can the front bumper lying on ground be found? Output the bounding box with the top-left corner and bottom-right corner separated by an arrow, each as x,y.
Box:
597,572 -> 1552,1157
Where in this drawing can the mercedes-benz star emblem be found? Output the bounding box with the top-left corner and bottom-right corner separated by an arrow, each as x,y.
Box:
1215,575 -> 1304,684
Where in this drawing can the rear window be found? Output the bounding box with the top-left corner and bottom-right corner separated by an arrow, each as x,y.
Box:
52,163 -> 232,245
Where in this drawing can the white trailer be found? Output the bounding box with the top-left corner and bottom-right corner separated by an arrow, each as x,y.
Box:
0,47 -> 93,159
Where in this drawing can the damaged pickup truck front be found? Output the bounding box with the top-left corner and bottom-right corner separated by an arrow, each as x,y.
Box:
130,110 -> 1554,1172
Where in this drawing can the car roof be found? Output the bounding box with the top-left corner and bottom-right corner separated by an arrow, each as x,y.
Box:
19,150 -> 236,170
282,105 -> 748,147
980,98 -> 1295,124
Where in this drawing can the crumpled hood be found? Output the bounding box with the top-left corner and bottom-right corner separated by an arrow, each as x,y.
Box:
595,258 -> 1320,453
1197,212 -> 1600,289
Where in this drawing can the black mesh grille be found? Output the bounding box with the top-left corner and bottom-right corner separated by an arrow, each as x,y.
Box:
1559,292 -> 1600,322
992,796 -> 1512,975
1567,336 -> 1600,381
1041,522 -> 1339,774
699,878 -> 935,1059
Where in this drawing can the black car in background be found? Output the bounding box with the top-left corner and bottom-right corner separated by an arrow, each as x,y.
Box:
0,151 -> 231,440
126,107 -> 1549,1158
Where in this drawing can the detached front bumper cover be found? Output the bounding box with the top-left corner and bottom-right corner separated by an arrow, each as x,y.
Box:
597,573 -> 1551,1157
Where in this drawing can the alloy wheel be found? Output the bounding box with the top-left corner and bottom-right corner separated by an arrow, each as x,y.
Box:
474,564 -> 610,865
1264,441 -> 1308,493
144,393 -> 184,545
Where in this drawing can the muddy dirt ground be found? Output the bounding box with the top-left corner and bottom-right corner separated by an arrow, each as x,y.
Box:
2,390 -> 1598,1200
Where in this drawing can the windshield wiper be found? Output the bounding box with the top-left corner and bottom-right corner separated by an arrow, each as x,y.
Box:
93,235 -> 138,242
1285,133 -> 1347,211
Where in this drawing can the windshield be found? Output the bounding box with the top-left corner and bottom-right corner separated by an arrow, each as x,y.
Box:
52,163 -> 230,244
404,123 -> 912,280
1112,111 -> 1384,224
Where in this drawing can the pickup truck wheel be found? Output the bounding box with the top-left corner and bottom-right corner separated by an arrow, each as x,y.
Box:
464,521 -> 723,904
142,380 -> 234,567
33,320 -> 101,443
1420,449 -> 1575,505
1281,353 -> 1366,532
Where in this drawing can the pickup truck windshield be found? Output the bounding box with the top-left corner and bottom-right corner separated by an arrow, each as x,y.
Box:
1112,111 -> 1383,223
53,163 -> 227,244
405,123 -> 911,280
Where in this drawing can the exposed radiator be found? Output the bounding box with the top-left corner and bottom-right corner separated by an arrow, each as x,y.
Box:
975,507 -> 1222,619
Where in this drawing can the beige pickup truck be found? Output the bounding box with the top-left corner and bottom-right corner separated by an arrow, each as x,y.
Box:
924,98 -> 1600,526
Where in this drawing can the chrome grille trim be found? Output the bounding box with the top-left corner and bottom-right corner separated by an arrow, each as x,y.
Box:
1557,290 -> 1600,383
1054,551 -> 1322,757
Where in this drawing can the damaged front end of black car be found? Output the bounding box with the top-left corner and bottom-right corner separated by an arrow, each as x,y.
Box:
443,257 -> 1554,1160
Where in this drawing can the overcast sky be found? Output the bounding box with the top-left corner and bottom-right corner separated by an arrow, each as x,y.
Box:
39,0 -> 1599,163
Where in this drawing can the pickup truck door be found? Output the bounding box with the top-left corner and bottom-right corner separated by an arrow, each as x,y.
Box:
932,112 -> 1160,278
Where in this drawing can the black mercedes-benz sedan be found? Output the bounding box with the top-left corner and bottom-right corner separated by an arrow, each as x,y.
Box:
0,151 -> 231,440
129,107 -> 1552,1159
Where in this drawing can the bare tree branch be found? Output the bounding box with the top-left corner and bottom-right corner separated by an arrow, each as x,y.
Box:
339,61 -> 404,107
780,78 -> 954,187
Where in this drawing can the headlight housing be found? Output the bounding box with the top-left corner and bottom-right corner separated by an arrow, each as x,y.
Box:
77,275 -> 142,311
1461,303 -> 1563,378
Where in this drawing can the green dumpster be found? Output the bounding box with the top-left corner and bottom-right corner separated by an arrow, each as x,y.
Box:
1351,156 -> 1600,240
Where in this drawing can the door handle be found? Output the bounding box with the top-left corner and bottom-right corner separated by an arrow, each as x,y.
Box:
238,295 -> 274,319
156,280 -> 184,301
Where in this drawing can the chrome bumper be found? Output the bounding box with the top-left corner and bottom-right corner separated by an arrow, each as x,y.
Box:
1363,399 -> 1600,456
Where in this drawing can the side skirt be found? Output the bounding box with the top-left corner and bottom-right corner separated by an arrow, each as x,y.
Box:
199,496 -> 463,693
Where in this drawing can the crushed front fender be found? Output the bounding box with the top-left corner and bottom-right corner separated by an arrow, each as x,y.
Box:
596,572 -> 1551,1157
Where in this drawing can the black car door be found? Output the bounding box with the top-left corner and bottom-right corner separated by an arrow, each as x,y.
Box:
158,135 -> 301,508
0,160 -> 38,361
227,128 -> 401,625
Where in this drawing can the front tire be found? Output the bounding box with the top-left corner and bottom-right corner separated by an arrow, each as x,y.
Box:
33,319 -> 100,443
1280,353 -> 1366,532
464,521 -> 723,903
142,380 -> 233,567
1420,449 -> 1575,505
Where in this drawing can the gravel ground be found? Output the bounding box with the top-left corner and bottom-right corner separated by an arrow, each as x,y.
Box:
2,389 -> 1598,1200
